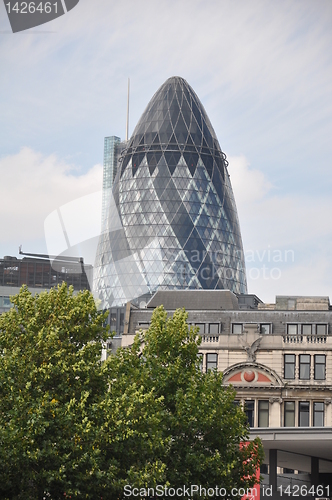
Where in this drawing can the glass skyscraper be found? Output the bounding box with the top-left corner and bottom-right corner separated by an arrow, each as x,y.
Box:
102,136 -> 122,226
94,77 -> 247,308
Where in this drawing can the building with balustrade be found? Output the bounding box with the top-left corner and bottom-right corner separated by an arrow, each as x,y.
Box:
96,76 -> 332,497
118,289 -> 332,498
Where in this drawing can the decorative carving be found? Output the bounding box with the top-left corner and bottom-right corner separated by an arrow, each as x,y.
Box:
240,337 -> 262,362
223,362 -> 284,388
243,371 -> 255,382
269,397 -> 282,404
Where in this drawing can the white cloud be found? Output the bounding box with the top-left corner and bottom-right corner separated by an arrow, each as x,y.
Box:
228,155 -> 332,302
227,155 -> 272,204
0,148 -> 102,253
0,0 -> 331,298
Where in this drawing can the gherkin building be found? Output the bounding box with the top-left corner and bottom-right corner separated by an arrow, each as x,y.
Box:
94,76 -> 247,308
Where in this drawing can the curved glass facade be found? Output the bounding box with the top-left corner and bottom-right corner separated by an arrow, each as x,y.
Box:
94,76 -> 247,308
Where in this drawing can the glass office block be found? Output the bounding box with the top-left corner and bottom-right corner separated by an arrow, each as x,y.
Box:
94,77 -> 247,308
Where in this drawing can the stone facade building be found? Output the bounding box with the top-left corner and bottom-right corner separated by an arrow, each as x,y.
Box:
119,290 -> 332,497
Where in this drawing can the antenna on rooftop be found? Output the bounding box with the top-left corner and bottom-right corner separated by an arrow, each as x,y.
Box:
126,77 -> 130,141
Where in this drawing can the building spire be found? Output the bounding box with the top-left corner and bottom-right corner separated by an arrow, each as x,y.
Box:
126,78 -> 130,141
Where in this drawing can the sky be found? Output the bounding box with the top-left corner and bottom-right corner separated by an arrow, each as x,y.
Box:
0,0 -> 331,302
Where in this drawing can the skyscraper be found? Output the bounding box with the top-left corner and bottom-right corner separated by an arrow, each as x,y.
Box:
94,77 -> 247,308
102,136 -> 122,226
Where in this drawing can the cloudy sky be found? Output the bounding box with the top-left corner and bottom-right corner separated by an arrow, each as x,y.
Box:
1,0 -> 331,302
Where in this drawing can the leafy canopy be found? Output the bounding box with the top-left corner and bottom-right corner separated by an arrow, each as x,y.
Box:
0,285 -> 262,499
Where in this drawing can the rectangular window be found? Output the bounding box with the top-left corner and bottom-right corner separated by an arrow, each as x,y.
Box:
284,354 -> 296,379
197,353 -> 203,371
206,353 -> 218,372
232,323 -> 242,334
316,324 -> 327,336
299,354 -> 310,380
313,402 -> 324,427
314,355 -> 326,380
119,312 -> 124,334
208,323 -> 219,334
299,401 -> 310,427
110,309 -> 117,332
261,324 -> 271,335
258,400 -> 269,427
302,324 -> 312,335
195,323 -> 205,334
3,296 -> 11,307
260,464 -> 269,474
245,401 -> 255,427
138,323 -> 150,329
287,324 -> 298,335
284,401 -> 295,427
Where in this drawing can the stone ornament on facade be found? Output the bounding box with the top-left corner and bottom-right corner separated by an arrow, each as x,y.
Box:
223,362 -> 283,388
269,397 -> 283,404
240,337 -> 262,362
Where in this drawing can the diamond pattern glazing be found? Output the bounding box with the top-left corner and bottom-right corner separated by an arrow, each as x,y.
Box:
94,77 -> 247,308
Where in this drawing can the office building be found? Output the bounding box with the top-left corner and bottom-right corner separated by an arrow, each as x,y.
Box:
120,290 -> 332,497
94,77 -> 247,310
96,77 -> 332,495
102,136 -> 124,226
0,255 -> 91,313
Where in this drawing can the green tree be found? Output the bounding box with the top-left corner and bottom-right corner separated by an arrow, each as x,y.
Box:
107,305 -> 263,498
0,286 -> 262,499
0,285 -> 168,499
0,284 -> 111,499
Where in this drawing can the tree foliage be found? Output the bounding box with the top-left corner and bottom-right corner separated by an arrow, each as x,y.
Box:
0,285 -> 263,499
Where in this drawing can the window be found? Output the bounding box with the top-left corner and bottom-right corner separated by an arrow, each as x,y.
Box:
110,310 -> 117,332
284,401 -> 295,427
119,311 -> 124,334
232,323 -> 242,334
195,323 -> 205,334
314,355 -> 326,380
313,402 -> 324,427
299,354 -> 310,380
258,400 -> 269,427
284,354 -> 296,379
206,353 -> 218,371
260,324 -> 271,335
208,323 -> 219,334
302,324 -> 312,335
245,401 -> 255,427
138,323 -> 150,329
2,296 -> 11,307
299,402 -> 309,427
261,464 -> 269,474
316,324 -> 327,336
197,353 -> 203,371
287,324 -> 298,335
